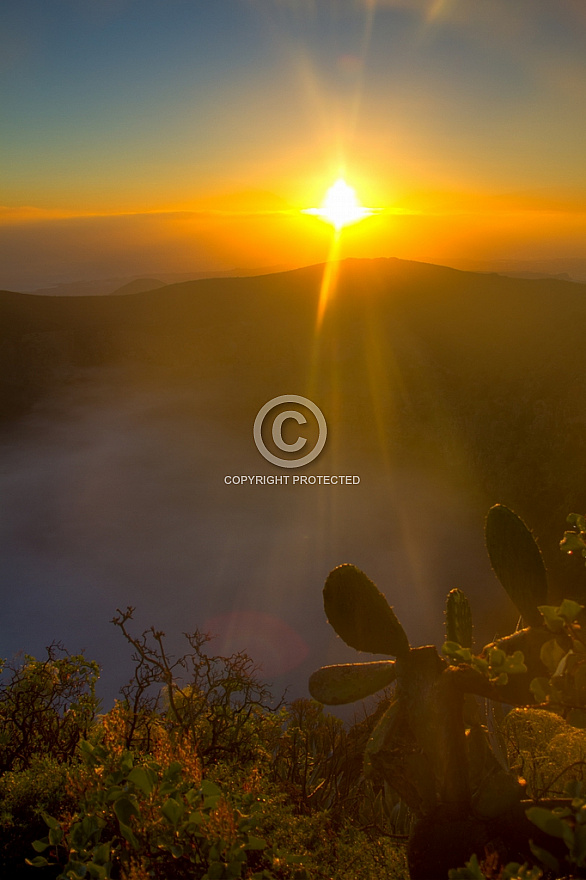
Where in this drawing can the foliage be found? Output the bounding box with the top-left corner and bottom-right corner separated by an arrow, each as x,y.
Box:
526,599 -> 586,728
0,625 -> 408,879
308,504 -> 586,878
308,504 -> 549,829
441,641 -> 527,688
502,708 -> 581,799
560,513 -> 586,565
448,853 -> 542,879
28,716 -> 308,880
0,644 -> 100,773
0,755 -> 70,877
11,504 -> 586,878
269,698 -> 361,816
526,779 -> 586,875
111,607 -> 277,764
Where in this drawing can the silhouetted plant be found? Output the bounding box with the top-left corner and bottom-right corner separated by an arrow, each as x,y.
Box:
111,607 -> 278,765
268,698 -> 374,819
308,504 -> 577,879
0,644 -> 99,773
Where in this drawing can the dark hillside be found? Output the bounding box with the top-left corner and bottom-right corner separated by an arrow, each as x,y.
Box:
1,257 -> 586,610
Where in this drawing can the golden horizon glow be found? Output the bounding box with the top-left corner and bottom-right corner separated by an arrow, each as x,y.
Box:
304,178 -> 374,230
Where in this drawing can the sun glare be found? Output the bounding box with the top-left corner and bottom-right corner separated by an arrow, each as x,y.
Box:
304,179 -> 373,230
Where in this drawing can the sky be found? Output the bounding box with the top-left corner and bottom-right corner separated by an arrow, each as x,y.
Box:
1,0 -> 586,288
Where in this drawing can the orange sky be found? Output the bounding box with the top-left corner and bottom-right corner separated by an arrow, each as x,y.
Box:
2,0 -> 586,287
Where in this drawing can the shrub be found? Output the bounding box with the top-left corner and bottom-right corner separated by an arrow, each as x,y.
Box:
28,716 -> 309,880
0,755 -> 69,878
0,645 -> 99,773
111,608 -> 277,766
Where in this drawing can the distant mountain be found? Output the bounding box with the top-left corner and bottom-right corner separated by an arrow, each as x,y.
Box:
110,278 -> 166,296
496,271 -> 573,282
16,265 -> 297,296
446,257 -> 586,282
2,256 -> 586,603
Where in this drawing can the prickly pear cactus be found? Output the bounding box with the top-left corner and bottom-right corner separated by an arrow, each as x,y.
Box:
308,660 -> 396,705
445,589 -> 473,648
485,504 -> 548,626
309,503 -> 564,879
323,563 -> 410,657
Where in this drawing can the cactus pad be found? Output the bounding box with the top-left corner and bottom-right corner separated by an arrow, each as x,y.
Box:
445,589 -> 473,648
308,660 -> 396,705
323,563 -> 410,656
485,504 -> 548,627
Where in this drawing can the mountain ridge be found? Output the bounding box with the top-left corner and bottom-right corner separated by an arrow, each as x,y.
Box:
1,255 -> 586,603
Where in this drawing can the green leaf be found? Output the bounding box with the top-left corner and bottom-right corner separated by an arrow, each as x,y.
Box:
245,835 -> 267,850
530,676 -> 551,702
540,638 -> 566,674
573,824 -> 586,865
42,812 -> 61,831
32,838 -> 49,852
528,842 -> 559,873
119,752 -> 134,774
488,647 -> 506,666
558,599 -> 584,623
308,660 -> 396,705
86,863 -> 108,880
162,797 -> 185,826
113,796 -> 139,827
560,532 -> 586,554
323,564 -> 410,656
567,513 -> 586,531
485,505 -> 548,626
537,605 -> 565,633
201,780 -> 222,797
119,822 -> 139,849
447,853 -> 485,879
127,766 -> 156,797
25,857 -> 50,868
526,806 -> 568,839
442,642 -> 476,665
93,842 -> 111,865
48,825 -> 63,846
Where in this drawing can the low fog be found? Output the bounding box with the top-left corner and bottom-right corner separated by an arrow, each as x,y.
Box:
0,376 -> 499,710
3,259 -> 584,711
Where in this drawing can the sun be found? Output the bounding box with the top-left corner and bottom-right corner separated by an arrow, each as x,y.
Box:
304,178 -> 373,230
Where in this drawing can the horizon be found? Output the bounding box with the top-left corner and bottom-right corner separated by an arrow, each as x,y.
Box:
6,252 -> 586,295
2,1 -> 586,289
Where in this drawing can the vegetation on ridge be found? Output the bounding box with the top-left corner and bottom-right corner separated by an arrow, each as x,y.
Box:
5,506 -> 586,877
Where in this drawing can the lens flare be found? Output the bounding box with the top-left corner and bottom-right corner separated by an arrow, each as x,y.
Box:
304,178 -> 373,230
